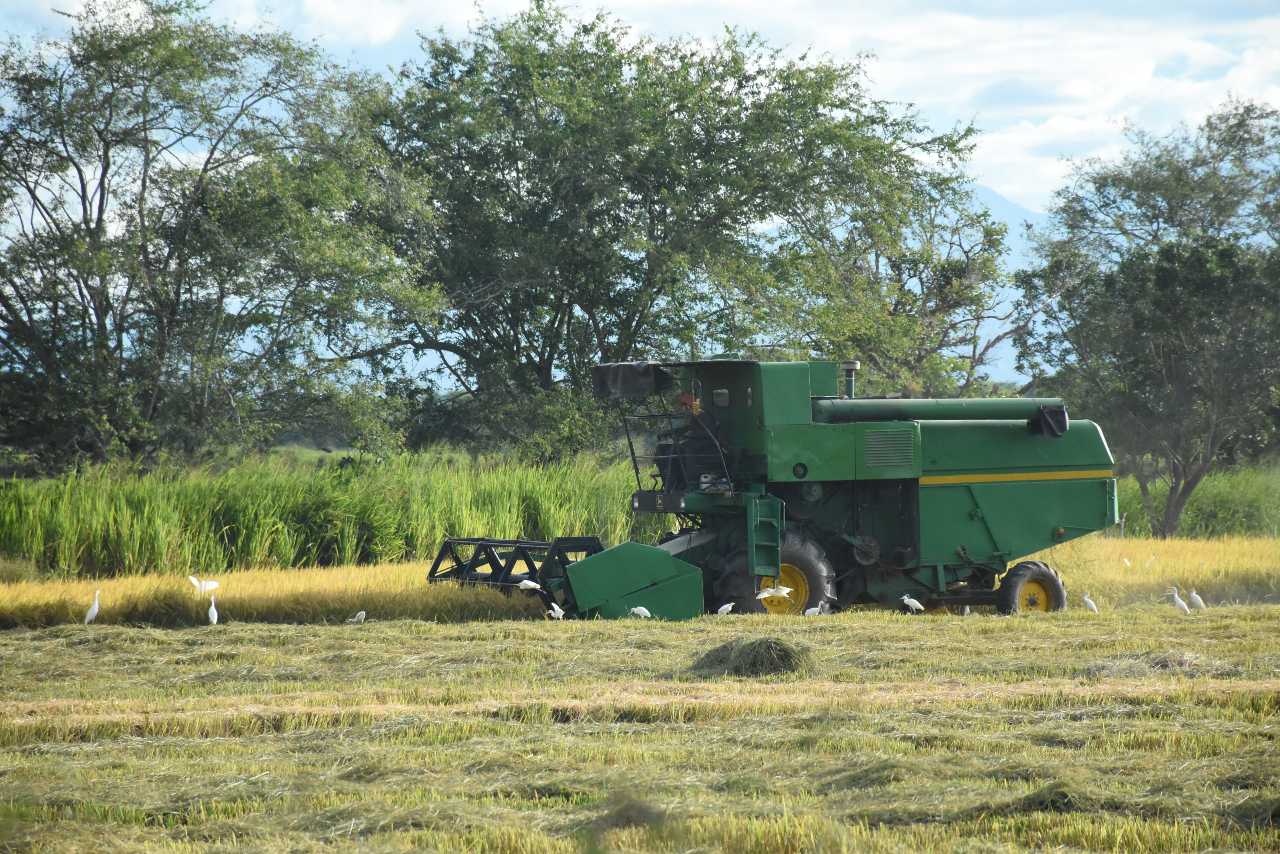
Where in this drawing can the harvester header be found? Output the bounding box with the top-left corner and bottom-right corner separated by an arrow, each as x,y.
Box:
430,358 -> 1117,619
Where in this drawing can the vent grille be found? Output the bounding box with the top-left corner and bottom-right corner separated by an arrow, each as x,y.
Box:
865,429 -> 914,468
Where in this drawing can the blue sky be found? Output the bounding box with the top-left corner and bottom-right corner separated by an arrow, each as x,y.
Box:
5,1 -> 1279,379
8,0 -> 1278,213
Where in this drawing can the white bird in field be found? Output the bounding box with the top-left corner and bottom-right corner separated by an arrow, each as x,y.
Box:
1082,593 -> 1099,614
961,605 -> 972,616
84,590 -> 100,625
1188,589 -> 1207,610
516,579 -> 542,591
716,602 -> 734,615
188,575 -> 219,596
629,606 -> 652,619
804,601 -> 832,617
345,610 -> 366,624
756,585 -> 792,600
208,595 -> 219,625
900,593 -> 925,614
1167,586 -> 1190,615
547,601 -> 565,620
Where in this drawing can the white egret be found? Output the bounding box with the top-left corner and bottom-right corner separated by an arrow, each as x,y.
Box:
1188,589 -> 1207,610
803,600 -> 832,616
345,610 -> 366,624
755,585 -> 793,600
188,575 -> 219,596
516,579 -> 542,591
803,605 -> 820,616
1167,587 -> 1190,615
208,595 -> 219,625
84,590 -> 100,625
960,605 -> 972,616
1082,593 -> 1099,614
547,601 -> 565,620
629,606 -> 652,619
715,602 -> 734,615
900,594 -> 925,613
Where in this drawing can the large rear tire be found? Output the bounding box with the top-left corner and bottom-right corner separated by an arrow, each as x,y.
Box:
997,561 -> 1066,614
710,527 -> 836,616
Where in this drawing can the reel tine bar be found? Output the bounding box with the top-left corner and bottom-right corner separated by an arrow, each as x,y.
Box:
427,536 -> 605,593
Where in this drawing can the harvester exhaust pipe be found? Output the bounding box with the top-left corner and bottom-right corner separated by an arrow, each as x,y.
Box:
841,360 -> 860,398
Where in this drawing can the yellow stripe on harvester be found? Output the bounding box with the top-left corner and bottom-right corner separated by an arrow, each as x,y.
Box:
919,468 -> 1115,486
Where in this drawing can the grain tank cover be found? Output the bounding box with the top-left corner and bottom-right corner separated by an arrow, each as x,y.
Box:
813,397 -> 1070,436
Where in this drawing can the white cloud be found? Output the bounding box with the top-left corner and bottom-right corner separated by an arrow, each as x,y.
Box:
15,1 -> 1280,210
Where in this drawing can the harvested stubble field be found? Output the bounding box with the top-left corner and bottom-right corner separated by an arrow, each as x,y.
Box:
1,537 -> 1278,852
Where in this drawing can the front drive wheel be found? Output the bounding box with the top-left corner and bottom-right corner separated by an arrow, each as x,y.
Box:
710,528 -> 836,616
997,561 -> 1067,614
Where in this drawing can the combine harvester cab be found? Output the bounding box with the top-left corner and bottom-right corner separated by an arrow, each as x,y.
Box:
429,358 -> 1118,619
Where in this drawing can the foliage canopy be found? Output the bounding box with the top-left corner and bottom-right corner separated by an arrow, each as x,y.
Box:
1017,100 -> 1280,536
0,0 -> 419,468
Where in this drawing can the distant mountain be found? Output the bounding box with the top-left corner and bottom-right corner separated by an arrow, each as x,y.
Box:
971,185 -> 1050,271
970,186 -> 1052,383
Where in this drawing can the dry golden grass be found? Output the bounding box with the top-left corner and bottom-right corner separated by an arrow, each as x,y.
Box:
2,533 -> 1277,629
0,561 -> 541,628
1033,535 -> 1280,607
2,602 -> 1278,852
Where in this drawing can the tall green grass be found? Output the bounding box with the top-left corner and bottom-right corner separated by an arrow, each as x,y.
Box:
1116,465 -> 1280,538
2,452 -> 1277,579
0,452 -> 663,579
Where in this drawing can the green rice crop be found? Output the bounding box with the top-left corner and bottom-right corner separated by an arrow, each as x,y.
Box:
0,452 -> 665,579
1116,465 -> 1280,538
2,452 -> 1277,582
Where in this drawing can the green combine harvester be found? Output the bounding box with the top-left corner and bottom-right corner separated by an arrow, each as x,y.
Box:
428,358 -> 1117,618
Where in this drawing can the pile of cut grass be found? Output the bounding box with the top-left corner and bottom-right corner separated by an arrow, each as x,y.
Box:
691,636 -> 814,677
0,562 -> 541,628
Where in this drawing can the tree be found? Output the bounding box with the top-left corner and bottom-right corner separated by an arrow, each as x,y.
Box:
762,175 -> 1009,396
371,3 -> 989,447
0,0 -> 419,468
1016,101 -> 1280,536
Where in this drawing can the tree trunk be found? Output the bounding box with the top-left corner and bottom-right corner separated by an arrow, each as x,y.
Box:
1158,466 -> 1208,539
1134,472 -> 1157,536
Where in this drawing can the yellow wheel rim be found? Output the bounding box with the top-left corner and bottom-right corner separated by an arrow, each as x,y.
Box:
1019,579 -> 1052,612
759,563 -> 809,615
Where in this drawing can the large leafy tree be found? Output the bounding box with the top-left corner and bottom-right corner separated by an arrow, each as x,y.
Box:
373,4 -> 991,431
0,0 -> 419,468
1016,100 -> 1280,536
763,175 -> 1008,396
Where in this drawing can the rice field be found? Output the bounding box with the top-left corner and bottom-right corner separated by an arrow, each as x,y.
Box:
2,594 -> 1277,851
2,454 -> 1276,582
2,531 -> 1277,851
0,534 -> 1275,629
0,452 -> 663,580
